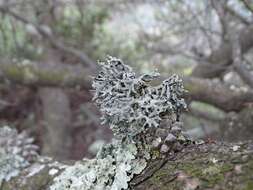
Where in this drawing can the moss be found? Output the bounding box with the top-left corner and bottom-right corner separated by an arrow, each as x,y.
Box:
148,150 -> 237,189
2,63 -> 69,86
180,160 -> 233,188
220,163 -> 234,172
202,165 -> 224,187
180,162 -> 222,188
36,69 -> 67,85
3,64 -> 38,84
240,159 -> 253,190
244,181 -> 253,190
2,65 -> 24,82
151,150 -> 161,159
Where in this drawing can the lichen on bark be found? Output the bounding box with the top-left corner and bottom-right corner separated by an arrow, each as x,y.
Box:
49,56 -> 187,190
0,126 -> 38,186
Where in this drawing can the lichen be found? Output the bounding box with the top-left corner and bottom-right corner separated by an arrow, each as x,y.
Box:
0,126 -> 38,186
50,56 -> 187,190
26,163 -> 45,178
50,141 -> 147,190
49,168 -> 59,176
0,150 -> 28,186
92,56 -> 186,140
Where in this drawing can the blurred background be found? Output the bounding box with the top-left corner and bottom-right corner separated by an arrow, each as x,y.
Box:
0,0 -> 253,161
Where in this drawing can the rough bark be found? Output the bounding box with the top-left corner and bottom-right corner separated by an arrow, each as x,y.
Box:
132,142 -> 253,190
1,142 -> 253,190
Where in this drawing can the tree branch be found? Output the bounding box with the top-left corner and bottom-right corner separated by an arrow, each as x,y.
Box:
0,60 -> 252,112
0,5 -> 97,70
242,0 -> 253,14
192,26 -> 253,78
224,5 -> 251,25
3,142 -> 253,190
183,76 -> 253,112
187,105 -> 225,123
231,33 -> 253,88
0,61 -> 91,88
234,62 -> 253,88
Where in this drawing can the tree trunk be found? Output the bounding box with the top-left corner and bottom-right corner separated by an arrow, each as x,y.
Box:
39,87 -> 72,160
2,142 -> 253,190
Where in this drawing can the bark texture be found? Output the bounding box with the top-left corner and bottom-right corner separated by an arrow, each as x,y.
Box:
1,142 -> 253,190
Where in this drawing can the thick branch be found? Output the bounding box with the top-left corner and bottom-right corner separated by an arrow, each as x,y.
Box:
2,142 -> 253,190
230,28 -> 253,88
183,76 -> 253,112
234,63 -> 253,88
224,5 -> 251,25
133,142 -> 253,190
0,61 -> 252,112
192,26 -> 253,78
188,105 -> 225,123
0,61 -> 91,88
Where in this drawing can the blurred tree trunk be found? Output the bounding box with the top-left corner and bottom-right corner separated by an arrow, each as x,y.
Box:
37,37 -> 74,159
1,142 -> 253,190
39,87 -> 72,160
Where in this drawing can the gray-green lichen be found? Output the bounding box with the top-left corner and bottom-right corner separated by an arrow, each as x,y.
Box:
92,56 -> 186,140
50,56 -> 187,190
0,126 -> 38,186
51,142 -> 147,190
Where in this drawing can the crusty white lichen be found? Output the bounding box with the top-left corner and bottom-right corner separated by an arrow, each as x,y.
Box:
51,142 -> 147,190
50,56 -> 188,190
0,126 -> 38,186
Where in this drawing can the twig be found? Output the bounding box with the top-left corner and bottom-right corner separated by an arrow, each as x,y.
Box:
0,5 -> 97,70
225,4 -> 251,25
242,0 -> 253,14
231,30 -> 253,88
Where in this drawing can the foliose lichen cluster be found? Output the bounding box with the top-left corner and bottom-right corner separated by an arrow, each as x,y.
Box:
50,56 -> 187,190
0,126 -> 38,186
92,56 -> 186,140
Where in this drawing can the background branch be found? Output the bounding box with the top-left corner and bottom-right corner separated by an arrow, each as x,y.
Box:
0,5 -> 97,70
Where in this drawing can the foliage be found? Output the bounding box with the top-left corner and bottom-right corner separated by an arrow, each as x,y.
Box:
0,3 -> 109,60
56,4 -> 108,54
92,27 -> 147,67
